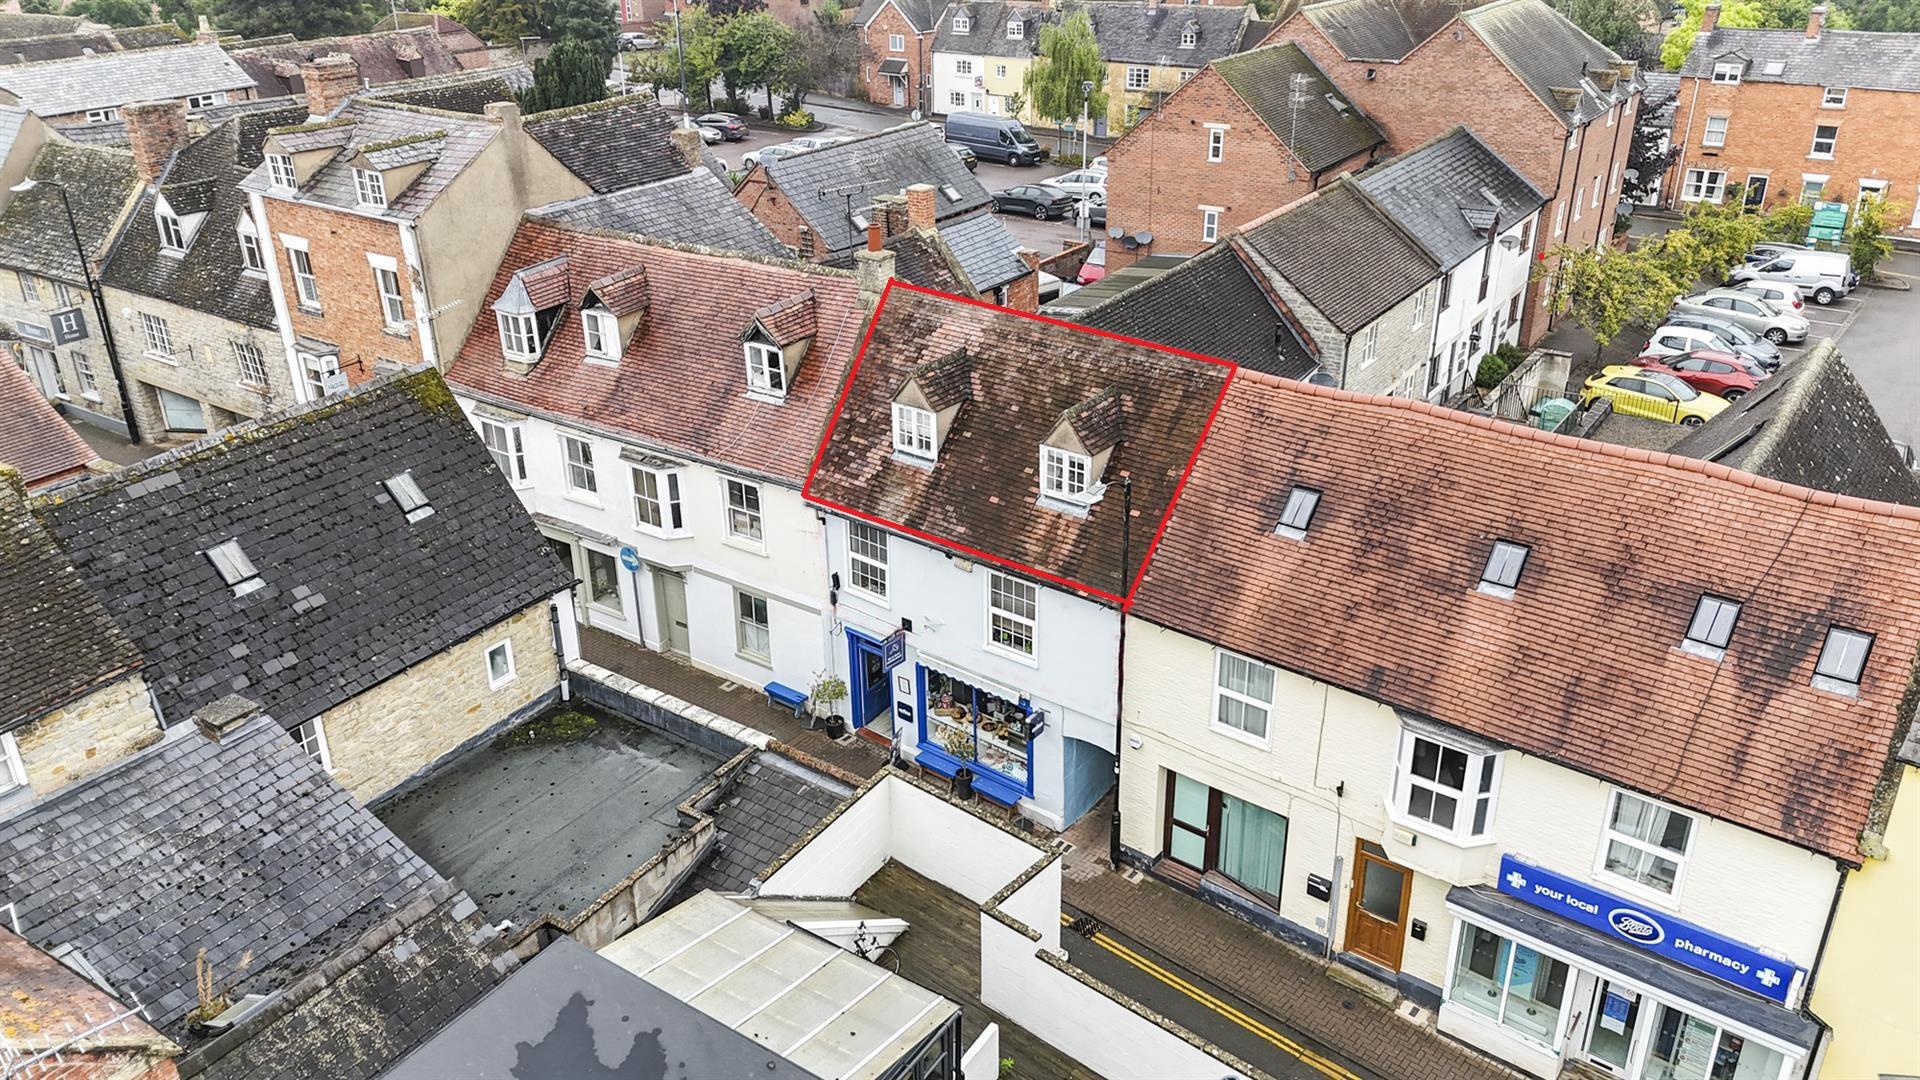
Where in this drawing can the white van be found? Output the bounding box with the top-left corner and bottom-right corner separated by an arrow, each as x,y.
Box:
1726,248 -> 1856,305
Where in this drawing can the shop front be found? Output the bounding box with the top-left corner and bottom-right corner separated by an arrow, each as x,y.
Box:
1439,856 -> 1818,1080
911,658 -> 1039,809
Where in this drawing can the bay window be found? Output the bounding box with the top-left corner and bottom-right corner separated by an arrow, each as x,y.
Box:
1394,730 -> 1498,842
631,466 -> 684,534
498,311 -> 540,359
480,419 -> 527,484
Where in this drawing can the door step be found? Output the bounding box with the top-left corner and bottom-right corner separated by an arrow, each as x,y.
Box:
1326,957 -> 1400,1004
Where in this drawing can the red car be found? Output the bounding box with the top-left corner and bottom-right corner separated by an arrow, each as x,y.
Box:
1634,349 -> 1763,401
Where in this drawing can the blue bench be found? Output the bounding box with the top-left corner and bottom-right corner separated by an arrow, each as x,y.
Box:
764,681 -> 807,718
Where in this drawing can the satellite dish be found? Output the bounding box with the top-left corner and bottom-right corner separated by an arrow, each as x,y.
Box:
1107,226 -> 1124,239
1121,234 -> 1139,250
1133,231 -> 1154,246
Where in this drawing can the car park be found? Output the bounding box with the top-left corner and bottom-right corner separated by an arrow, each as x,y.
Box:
1741,241 -> 1810,265
619,32 -> 660,50
1649,315 -> 1782,370
787,134 -> 846,152
1045,169 -> 1107,203
1579,365 -> 1730,426
1671,288 -> 1809,344
992,183 -> 1077,220
1726,248 -> 1855,304
695,113 -> 748,141
1729,279 -> 1804,312
1077,245 -> 1107,286
1634,350 -> 1764,401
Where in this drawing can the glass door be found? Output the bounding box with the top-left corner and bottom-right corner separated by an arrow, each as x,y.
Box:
1165,772 -> 1210,870
1583,981 -> 1641,1073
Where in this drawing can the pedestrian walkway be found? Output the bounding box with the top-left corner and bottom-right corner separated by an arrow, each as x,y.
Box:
577,626 -> 890,781
1058,801 -> 1517,1080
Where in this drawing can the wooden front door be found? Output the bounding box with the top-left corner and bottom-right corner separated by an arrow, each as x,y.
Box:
652,568 -> 690,656
1345,840 -> 1411,971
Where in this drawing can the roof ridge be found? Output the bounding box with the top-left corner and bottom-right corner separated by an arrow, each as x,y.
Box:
1229,367 -> 1920,523
1339,171 -> 1443,267
524,215 -> 858,279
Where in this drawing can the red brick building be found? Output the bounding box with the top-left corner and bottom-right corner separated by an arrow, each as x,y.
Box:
1101,42 -> 1386,270
1665,3 -> 1920,236
857,0 -> 945,110
1262,0 -> 1640,342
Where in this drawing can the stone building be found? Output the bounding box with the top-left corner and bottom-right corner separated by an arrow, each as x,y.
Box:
0,42 -> 254,126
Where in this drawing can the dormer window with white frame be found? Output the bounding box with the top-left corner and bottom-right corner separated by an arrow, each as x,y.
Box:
206,538 -> 264,597
744,340 -> 786,397
1711,61 -> 1742,84
1007,18 -> 1023,38
1275,485 -> 1320,539
1179,23 -> 1198,48
892,402 -> 936,459
383,470 -> 433,523
581,307 -> 618,363
1813,625 -> 1872,695
354,168 -> 387,209
156,209 -> 187,253
498,311 -> 539,359
1393,728 -> 1499,844
953,11 -> 970,33
1478,539 -> 1528,597
1040,446 -> 1092,503
267,152 -> 297,190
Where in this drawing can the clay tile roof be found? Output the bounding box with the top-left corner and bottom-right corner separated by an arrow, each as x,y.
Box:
517,255 -> 571,310
585,264 -> 649,317
1063,387 -> 1124,455
749,291 -> 817,347
906,349 -> 974,411
807,286 -> 1232,598
1132,372 -> 1920,861
0,359 -> 97,489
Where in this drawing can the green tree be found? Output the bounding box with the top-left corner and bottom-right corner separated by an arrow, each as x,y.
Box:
1660,0 -> 1851,68
209,0 -> 374,39
18,0 -> 62,14
1760,200 -> 1813,242
449,0 -> 539,42
645,4 -> 721,110
1540,244 -> 1686,357
715,11 -> 793,114
1849,195 -> 1900,281
1847,0 -> 1920,32
159,0 -> 201,31
548,0 -> 618,62
67,0 -> 156,27
779,0 -> 858,114
1024,9 -> 1105,149
1670,193 -> 1766,280
1555,0 -> 1661,56
519,37 -> 609,111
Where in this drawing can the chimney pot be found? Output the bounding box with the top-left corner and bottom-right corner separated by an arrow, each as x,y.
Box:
867,218 -> 883,252
1701,1 -> 1720,32
123,99 -> 188,184
1806,4 -> 1825,38
904,183 -> 939,230
301,54 -> 361,122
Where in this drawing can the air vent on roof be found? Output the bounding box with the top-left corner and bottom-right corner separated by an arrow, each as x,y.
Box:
201,994 -> 273,1032
940,184 -> 962,202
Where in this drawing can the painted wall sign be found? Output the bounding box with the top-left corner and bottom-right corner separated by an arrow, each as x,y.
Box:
1496,855 -> 1801,1005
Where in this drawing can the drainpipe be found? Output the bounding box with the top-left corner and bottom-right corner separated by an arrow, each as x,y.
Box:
549,594 -> 571,702
1674,76 -> 1703,212
1108,477 -> 1133,871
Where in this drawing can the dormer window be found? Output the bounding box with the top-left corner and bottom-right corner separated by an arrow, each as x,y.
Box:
1711,61 -> 1742,85
744,340 -> 786,396
1478,540 -> 1528,597
492,256 -> 569,367
1007,18 -> 1023,38
206,539 -> 264,597
354,168 -> 386,209
1179,23 -> 1198,48
582,308 -> 618,362
157,210 -> 187,253
383,470 -> 434,522
892,402 -> 935,459
953,12 -> 970,33
1682,594 -> 1740,660
498,312 -> 539,359
1040,446 -> 1091,502
1813,626 -> 1872,695
267,153 -> 296,189
1275,485 -> 1319,539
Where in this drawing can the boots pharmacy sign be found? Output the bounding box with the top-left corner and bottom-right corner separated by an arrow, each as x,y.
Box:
1496,855 -> 1801,1004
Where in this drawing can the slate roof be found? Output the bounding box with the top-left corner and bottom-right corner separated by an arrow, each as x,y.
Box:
0,42 -> 253,117
932,1 -> 1048,58
1135,372 -> 1920,861
188,889 -> 515,1080
687,753 -> 852,894
242,99 -> 497,220
0,359 -> 97,489
0,141 -> 140,282
0,714 -> 444,1034
861,0 -> 949,32
1075,0 -> 1252,67
32,368 -> 574,729
756,122 -> 991,255
361,63 -> 532,114
1352,126 -> 1546,270
1209,43 -> 1386,173
0,13 -> 82,38
1300,0 -> 1462,60
524,95 -> 689,194
448,221 -> 867,487
1666,341 -> 1920,508
0,481 -> 138,735
1683,26 -> 1920,93
0,29 -> 120,66
807,285 -> 1231,597
1238,178 -> 1437,334
1459,0 -> 1636,125
529,170 -> 788,256
102,105 -> 307,329
826,227 -> 968,292
1639,69 -> 1679,129
229,28 -> 469,98
938,209 -> 1027,291
1076,243 -> 1317,379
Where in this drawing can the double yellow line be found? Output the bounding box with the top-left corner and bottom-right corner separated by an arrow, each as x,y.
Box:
1061,914 -> 1364,1080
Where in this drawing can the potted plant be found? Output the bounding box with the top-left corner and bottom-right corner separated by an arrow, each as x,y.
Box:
809,673 -> 849,738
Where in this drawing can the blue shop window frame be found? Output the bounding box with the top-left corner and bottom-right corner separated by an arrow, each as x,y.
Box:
914,663 -> 1035,806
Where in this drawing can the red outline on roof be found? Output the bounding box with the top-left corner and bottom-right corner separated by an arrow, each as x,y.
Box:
802,279 -> 1237,610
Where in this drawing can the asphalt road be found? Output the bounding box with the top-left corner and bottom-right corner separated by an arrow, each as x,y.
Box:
1835,251 -> 1920,449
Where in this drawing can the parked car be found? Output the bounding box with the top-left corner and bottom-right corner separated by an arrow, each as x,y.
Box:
1650,315 -> 1782,370
1729,279 -> 1804,312
1080,198 -> 1107,228
619,32 -> 660,50
1635,350 -> 1763,401
1045,169 -> 1107,203
1671,288 -> 1809,344
992,183 -> 1077,220
694,124 -> 723,145
950,144 -> 977,171
944,112 -> 1050,166
1742,241 -> 1810,265
787,134 -> 846,152
742,142 -> 803,168
1077,244 -> 1107,285
695,112 -> 748,141
1726,248 -> 1855,304
1579,365 -> 1731,426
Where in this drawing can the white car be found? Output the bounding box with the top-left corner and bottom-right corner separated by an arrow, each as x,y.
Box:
1045,169 -> 1107,204
742,143 -> 803,168
787,135 -> 845,152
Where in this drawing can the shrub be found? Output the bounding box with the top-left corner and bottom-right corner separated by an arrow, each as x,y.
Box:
1849,195 -> 1899,282
1474,345 -> 1527,390
775,107 -> 814,129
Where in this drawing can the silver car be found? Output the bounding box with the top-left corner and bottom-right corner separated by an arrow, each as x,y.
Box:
1729,279 -> 1805,314
1670,289 -> 1809,345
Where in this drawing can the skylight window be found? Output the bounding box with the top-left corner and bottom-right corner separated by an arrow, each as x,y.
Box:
384,470 -> 434,522
940,184 -> 962,202
1275,485 -> 1320,539
1813,626 -> 1872,694
206,539 -> 264,596
1682,594 -> 1740,659
1477,540 -> 1529,596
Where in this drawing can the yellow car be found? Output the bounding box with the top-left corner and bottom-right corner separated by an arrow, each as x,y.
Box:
1579,365 -> 1730,427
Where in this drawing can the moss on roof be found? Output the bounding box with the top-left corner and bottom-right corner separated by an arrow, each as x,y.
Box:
357,130 -> 447,154
267,117 -> 354,136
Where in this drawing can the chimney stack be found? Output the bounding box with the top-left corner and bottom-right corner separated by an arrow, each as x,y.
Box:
855,245 -> 895,311
124,100 -> 188,184
1614,59 -> 1637,84
669,125 -> 705,169
904,183 -> 939,231
1006,250 -> 1042,313
194,694 -> 263,743
1701,1 -> 1720,32
194,14 -> 218,43
301,54 -> 361,122
1806,4 -> 1825,39
485,99 -> 523,133
1549,86 -> 1582,111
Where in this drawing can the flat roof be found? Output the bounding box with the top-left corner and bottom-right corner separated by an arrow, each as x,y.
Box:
376,711 -> 723,928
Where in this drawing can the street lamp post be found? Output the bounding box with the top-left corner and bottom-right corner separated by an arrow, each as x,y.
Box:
10,178 -> 139,445
673,0 -> 690,126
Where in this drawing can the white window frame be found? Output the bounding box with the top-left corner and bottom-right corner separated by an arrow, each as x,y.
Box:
1411,285 -> 1429,329
0,731 -> 25,793
1573,186 -> 1583,222
85,107 -> 117,123
889,32 -> 905,51
137,311 -> 176,361
292,718 -> 333,772
267,153 -> 297,190
1594,788 -> 1694,901
16,272 -> 38,303
373,265 -> 405,329
985,570 -> 1039,661
847,520 -> 889,602
1856,178 -> 1887,213
157,210 -> 187,253
1179,24 -> 1197,48
955,58 -> 974,76
284,237 -> 320,309
1681,168 -> 1727,203
354,168 -> 387,209
724,477 -> 765,546
186,91 -> 226,110
1801,174 -> 1828,204
994,64 -> 1007,79
1211,648 -> 1274,745
71,349 -> 96,398
1822,85 -> 1848,108
561,433 -> 598,496
1392,730 -> 1500,844
1354,323 -> 1378,368
1703,115 -> 1728,148
949,90 -> 966,108
1007,18 -> 1023,38
1711,62 -> 1742,84
1205,124 -> 1225,162
303,352 -> 339,399
743,340 -> 786,397
238,218 -> 265,272
52,281 -> 75,307
1126,66 -> 1151,91
486,640 -> 517,689
735,589 -> 772,663
233,340 -> 268,387
952,12 -> 970,33
892,402 -> 936,459
498,311 -> 540,359
480,418 -> 528,485
1809,123 -> 1838,158
1200,205 -> 1220,242
581,308 -> 618,362
1040,445 -> 1092,502
630,465 -> 685,536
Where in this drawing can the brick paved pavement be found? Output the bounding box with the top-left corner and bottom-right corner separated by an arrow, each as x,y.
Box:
578,626 -> 891,780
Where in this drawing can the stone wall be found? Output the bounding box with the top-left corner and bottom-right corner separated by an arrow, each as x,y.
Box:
13,673 -> 162,795
104,286 -> 296,438
0,274 -> 129,435
320,601 -> 561,800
